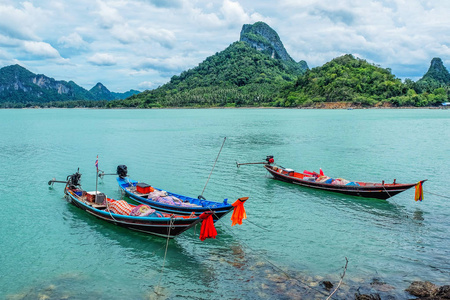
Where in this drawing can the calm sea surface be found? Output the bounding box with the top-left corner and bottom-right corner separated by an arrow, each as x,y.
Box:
1,108 -> 449,299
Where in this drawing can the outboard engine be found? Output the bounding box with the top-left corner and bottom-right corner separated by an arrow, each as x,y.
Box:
117,165 -> 128,179
67,170 -> 81,188
265,155 -> 274,164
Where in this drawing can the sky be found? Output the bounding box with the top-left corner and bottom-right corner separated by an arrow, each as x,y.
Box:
1,0 -> 450,92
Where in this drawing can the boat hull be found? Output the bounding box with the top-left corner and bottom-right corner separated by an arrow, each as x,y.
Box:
66,190 -> 201,238
264,165 -> 418,200
117,177 -> 233,220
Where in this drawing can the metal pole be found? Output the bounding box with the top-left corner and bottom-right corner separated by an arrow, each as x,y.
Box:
95,155 -> 98,203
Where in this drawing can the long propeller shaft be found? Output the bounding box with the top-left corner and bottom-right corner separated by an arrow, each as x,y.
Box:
236,161 -> 266,168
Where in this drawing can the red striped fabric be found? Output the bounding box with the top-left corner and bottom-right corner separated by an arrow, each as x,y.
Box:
107,200 -> 133,215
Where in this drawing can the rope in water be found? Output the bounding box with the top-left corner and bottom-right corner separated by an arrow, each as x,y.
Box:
244,219 -> 271,231
424,191 -> 450,199
154,216 -> 175,296
208,208 -> 329,297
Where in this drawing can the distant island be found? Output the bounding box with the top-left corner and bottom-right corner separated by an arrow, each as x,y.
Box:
1,22 -> 449,109
0,65 -> 139,108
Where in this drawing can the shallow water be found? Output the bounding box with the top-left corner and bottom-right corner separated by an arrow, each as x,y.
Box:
0,108 -> 449,299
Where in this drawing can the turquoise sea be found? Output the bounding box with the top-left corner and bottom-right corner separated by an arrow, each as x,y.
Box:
1,108 -> 449,299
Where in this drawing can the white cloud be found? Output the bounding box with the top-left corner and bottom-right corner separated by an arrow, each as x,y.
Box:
220,0 -> 265,26
0,34 -> 21,47
95,0 -> 124,29
188,7 -> 222,28
88,53 -> 117,66
277,0 -> 450,77
135,55 -> 195,73
110,24 -> 176,48
138,81 -> 154,89
0,2 -> 45,40
58,32 -> 88,49
140,27 -> 176,49
0,48 -> 11,60
22,41 -> 61,59
110,24 -> 140,44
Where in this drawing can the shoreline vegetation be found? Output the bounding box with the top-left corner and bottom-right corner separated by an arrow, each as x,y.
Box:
6,101 -> 448,110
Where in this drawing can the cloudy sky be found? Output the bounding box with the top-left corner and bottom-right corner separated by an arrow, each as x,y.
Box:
1,0 -> 449,92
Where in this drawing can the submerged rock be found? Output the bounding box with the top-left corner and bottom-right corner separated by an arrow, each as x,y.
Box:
321,281 -> 333,290
406,281 -> 438,297
370,278 -> 395,292
406,281 -> 450,299
435,285 -> 450,298
354,291 -> 381,300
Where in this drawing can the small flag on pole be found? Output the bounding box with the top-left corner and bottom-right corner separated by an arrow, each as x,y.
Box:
414,181 -> 423,201
95,155 -> 99,171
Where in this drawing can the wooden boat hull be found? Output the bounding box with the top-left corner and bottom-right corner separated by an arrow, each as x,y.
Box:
264,165 -> 419,200
66,189 -> 201,238
117,177 -> 233,220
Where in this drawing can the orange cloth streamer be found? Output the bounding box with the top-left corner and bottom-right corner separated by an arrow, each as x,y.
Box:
415,181 -> 423,201
199,212 -> 217,241
231,197 -> 249,226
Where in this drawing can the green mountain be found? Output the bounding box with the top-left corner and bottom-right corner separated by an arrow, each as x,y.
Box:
419,58 -> 450,84
0,64 -> 95,105
110,22 -> 309,108
240,21 -> 308,73
112,89 -> 140,100
0,65 -> 139,107
90,82 -> 140,101
415,58 -> 450,94
89,82 -> 115,101
280,54 -> 407,106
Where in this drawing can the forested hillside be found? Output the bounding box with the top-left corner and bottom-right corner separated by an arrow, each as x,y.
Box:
107,41 -> 307,108
278,55 -> 449,107
0,65 -> 139,108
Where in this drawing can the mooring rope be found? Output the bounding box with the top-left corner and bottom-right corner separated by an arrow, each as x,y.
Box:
207,208 -> 329,297
200,137 -> 226,197
244,219 -> 271,231
155,216 -> 175,296
381,185 -> 393,199
424,191 -> 450,199
381,184 -> 413,218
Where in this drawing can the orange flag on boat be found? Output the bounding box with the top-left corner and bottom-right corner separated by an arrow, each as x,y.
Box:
414,181 -> 423,201
231,197 -> 249,226
199,212 -> 217,241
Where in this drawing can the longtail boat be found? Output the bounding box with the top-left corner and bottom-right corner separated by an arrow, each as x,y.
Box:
241,156 -> 426,200
115,165 -> 236,220
51,171 -> 201,238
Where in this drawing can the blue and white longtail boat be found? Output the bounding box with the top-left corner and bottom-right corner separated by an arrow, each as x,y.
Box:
116,165 -> 235,221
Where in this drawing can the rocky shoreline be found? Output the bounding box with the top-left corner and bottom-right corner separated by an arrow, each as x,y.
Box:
404,281 -> 450,300
354,281 -> 450,300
